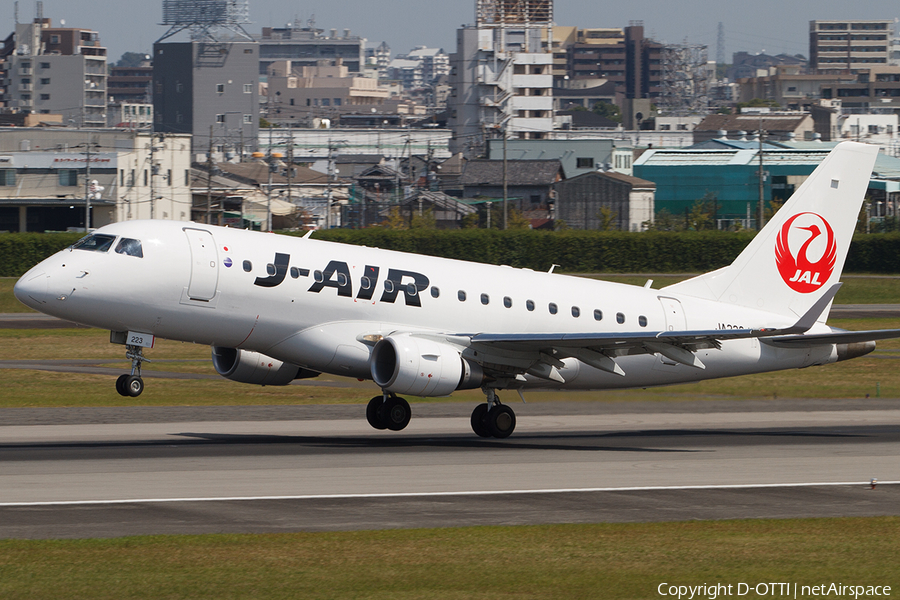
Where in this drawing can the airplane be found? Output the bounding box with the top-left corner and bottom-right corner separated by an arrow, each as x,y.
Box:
13,141 -> 900,438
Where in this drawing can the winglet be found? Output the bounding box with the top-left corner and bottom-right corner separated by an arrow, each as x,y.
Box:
780,282 -> 842,334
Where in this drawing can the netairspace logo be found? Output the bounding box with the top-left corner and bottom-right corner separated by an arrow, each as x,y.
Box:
658,582 -> 892,599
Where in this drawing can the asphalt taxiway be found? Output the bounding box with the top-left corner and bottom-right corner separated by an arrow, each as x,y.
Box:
1,401 -> 898,539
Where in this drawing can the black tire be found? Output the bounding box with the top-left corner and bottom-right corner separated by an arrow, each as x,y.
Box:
366,396 -> 388,430
115,374 -> 130,397
487,404 -> 516,439
470,403 -> 491,438
125,375 -> 144,398
382,396 -> 411,431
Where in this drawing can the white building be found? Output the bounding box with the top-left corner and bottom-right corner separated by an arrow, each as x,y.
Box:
402,47 -> 450,85
0,130 -> 192,232
448,0 -> 554,157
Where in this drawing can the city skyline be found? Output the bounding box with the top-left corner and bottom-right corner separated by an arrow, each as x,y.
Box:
2,0 -> 900,66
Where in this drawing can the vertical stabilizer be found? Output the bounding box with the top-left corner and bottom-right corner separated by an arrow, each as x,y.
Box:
663,141 -> 878,320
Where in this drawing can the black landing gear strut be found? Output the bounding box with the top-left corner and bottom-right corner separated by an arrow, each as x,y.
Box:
366,391 -> 411,431
470,387 -> 516,439
115,344 -> 150,397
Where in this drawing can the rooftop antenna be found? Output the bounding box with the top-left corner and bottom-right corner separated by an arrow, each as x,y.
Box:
14,1 -> 18,25
36,0 -> 42,23
157,0 -> 253,44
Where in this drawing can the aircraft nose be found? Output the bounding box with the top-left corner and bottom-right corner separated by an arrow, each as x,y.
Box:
13,270 -> 50,309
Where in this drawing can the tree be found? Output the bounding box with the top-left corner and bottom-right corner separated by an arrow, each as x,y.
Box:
645,208 -> 684,231
596,206 -> 618,231
592,101 -> 622,123
378,207 -> 408,230
410,207 -> 437,229
116,52 -> 149,68
736,98 -> 781,110
686,192 -> 719,231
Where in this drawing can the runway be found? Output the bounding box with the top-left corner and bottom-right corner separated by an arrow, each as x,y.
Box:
1,401 -> 899,538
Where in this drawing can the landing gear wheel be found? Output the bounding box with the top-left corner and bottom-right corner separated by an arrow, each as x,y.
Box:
124,375 -> 144,398
366,395 -> 388,430
487,404 -> 516,439
382,395 -> 411,431
115,374 -> 130,397
470,403 -> 491,438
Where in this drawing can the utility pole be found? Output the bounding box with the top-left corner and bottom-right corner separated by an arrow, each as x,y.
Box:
266,124 -> 274,232
325,140 -> 334,229
206,125 -> 214,225
757,116 -> 765,231
83,135 -> 92,231
149,134 -> 160,220
502,127 -> 508,230
286,127 -> 293,209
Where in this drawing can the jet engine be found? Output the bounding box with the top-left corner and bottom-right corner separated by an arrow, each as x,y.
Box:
370,335 -> 483,396
212,347 -> 309,386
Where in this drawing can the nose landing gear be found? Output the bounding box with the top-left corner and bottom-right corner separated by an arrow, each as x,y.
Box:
115,344 -> 150,397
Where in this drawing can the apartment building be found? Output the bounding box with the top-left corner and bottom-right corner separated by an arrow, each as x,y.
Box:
0,18 -> 107,126
257,24 -> 365,76
810,20 -> 894,72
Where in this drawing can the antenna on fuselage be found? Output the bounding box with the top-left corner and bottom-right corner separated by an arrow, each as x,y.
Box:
548,264 -> 559,273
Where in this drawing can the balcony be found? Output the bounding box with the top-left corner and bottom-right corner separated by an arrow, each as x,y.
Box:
19,83 -> 33,92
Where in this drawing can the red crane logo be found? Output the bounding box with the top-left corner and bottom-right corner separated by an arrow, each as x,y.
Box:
775,212 -> 836,293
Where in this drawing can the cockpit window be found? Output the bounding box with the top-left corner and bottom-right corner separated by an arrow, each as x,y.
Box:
115,237 -> 143,258
72,233 -> 116,253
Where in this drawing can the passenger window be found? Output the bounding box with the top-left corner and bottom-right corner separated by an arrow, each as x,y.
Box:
526,300 -> 535,312
481,293 -> 490,305
431,286 -> 440,298
616,312 -> 625,324
384,280 -> 395,293
593,309 -> 603,321
72,233 -> 116,252
549,303 -> 558,315
458,290 -> 467,302
242,260 -> 252,272
114,238 -> 143,258
639,315 -> 648,327
266,263 -> 276,276
290,267 -> 302,279
503,296 -> 512,308
314,270 -> 324,283
337,273 -> 348,286
360,276 -> 372,289
406,283 -> 418,296
571,306 -> 580,318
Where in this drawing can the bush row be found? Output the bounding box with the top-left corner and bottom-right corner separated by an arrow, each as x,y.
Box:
0,233 -> 83,277
2,230 -> 900,277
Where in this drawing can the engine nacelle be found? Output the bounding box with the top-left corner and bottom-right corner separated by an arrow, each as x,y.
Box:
370,335 -> 483,397
212,347 -> 303,386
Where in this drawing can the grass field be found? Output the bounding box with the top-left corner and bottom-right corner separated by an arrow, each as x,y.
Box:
2,316 -> 899,408
0,518 -> 897,600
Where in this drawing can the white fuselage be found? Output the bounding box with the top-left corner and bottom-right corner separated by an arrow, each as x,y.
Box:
15,220 -> 840,392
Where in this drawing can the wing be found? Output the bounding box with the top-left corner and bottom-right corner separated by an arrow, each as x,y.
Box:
415,284 -> 900,384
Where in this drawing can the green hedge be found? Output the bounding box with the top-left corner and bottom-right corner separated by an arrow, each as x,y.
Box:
3,230 -> 900,278
0,233 -> 83,277
308,229 -> 758,273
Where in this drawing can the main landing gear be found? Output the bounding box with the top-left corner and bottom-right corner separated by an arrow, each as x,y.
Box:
115,344 -> 150,398
364,387 -> 516,438
367,392 -> 412,431
470,388 -> 516,439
